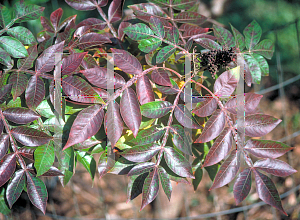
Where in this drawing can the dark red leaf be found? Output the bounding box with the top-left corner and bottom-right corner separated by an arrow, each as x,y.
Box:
141,168 -> 159,210
225,93 -> 263,115
0,153 -> 16,187
81,67 -> 125,89
151,69 -> 172,86
209,150 -> 240,190
169,125 -> 192,155
121,144 -> 160,162
64,105 -> 104,150
233,168 -> 252,205
111,48 -> 143,75
0,134 -> 9,160
108,0 -> 123,23
93,87 -> 108,102
195,110 -> 225,143
118,15 -> 135,41
26,171 -> 48,214
214,69 -> 238,97
192,98 -> 217,117
40,166 -> 64,177
245,139 -> 293,158
163,146 -> 194,178
136,75 -> 155,105
120,88 -> 142,137
3,107 -> 40,124
6,169 -> 25,208
254,158 -> 297,177
65,0 -> 97,11
11,126 -> 52,147
75,18 -> 106,38
62,75 -> 100,103
18,147 -> 35,161
25,75 -> 45,110
174,104 -> 202,129
77,33 -> 111,49
55,18 -> 76,44
58,15 -> 77,31
8,72 -> 28,101
128,162 -> 155,176
17,45 -> 38,71
62,52 -> 87,75
50,8 -> 63,32
253,169 -> 287,215
81,54 -> 98,69
40,16 -> 54,33
240,114 -> 281,137
174,12 -> 207,25
158,166 -> 172,200
194,37 -> 221,50
106,102 -> 123,147
98,151 -> 115,178
35,41 -> 64,74
0,118 -> 3,134
0,84 -> 12,104
202,127 -> 232,167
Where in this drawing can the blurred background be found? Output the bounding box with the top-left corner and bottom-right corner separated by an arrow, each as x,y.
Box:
1,0 -> 300,219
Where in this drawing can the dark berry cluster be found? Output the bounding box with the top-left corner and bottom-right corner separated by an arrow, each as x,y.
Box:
195,48 -> 236,76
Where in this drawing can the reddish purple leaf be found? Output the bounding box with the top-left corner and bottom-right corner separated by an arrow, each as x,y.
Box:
209,150 -> 240,190
118,15 -> 135,41
25,75 -> 45,110
0,153 -> 16,187
0,118 -> 3,134
65,0 -> 97,11
253,169 -> 287,216
6,169 -> 26,208
136,75 -> 155,105
108,0 -> 123,23
81,54 -> 98,69
106,102 -> 123,147
213,24 -> 235,48
202,127 -> 232,167
17,45 -> 38,71
77,33 -> 111,49
81,67 -> 125,89
141,168 -> 159,210
192,97 -> 217,117
26,171 -> 48,214
225,93 -> 263,115
169,125 -> 192,155
244,139 -> 293,158
158,166 -> 172,200
35,41 -> 64,74
174,12 -> 207,25
239,114 -> 281,137
183,28 -> 209,38
62,75 -> 100,103
62,52 -> 87,75
50,8 -> 63,32
98,0 -> 108,7
128,162 -> 156,176
40,16 -> 54,33
8,72 -> 28,101
40,166 -> 64,177
98,151 -> 115,178
195,110 -> 225,143
58,15 -> 77,31
0,134 -> 9,160
3,107 -> 40,124
174,104 -> 202,129
55,18 -> 76,44
18,147 -> 35,161
194,37 -> 221,50
75,18 -> 106,37
111,48 -> 143,75
11,126 -> 52,147
254,158 -> 297,177
151,69 -> 172,86
163,146 -> 194,178
214,69 -> 238,97
233,168 -> 252,205
63,105 -> 104,150
0,84 -> 12,104
120,88 -> 141,137
121,144 -> 160,162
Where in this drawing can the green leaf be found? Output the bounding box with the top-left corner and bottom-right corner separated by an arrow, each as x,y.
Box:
156,45 -> 176,63
253,39 -> 274,59
0,4 -> 11,28
244,54 -> 261,84
7,26 -> 36,45
124,23 -> 154,40
36,100 -> 54,118
34,142 -> 55,176
170,125 -> 193,155
140,101 -> 172,119
76,151 -> 96,180
130,125 -> 165,145
192,166 -> 203,191
141,168 -> 159,210
0,97 -> 21,110
0,188 -> 10,215
166,27 -> 179,45
158,166 -> 172,200
127,172 -> 148,202
138,37 -> 162,53
213,24 -> 235,48
0,36 -> 28,58
13,1 -> 45,23
252,54 -> 269,76
230,24 -> 245,50
0,47 -> 13,69
243,20 -> 262,50
205,164 -> 220,181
